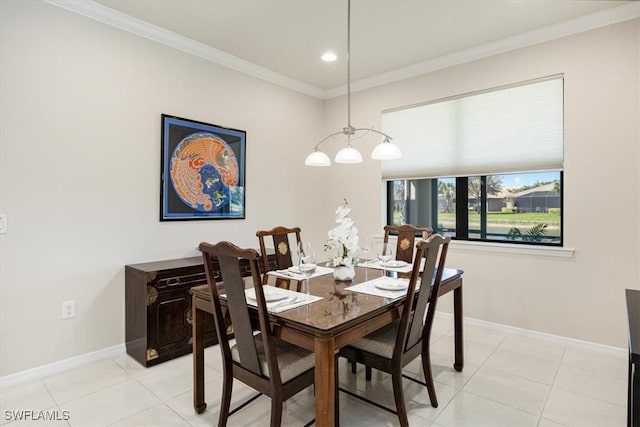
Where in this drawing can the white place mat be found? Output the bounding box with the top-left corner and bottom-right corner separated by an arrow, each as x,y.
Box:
267,265 -> 334,281
345,277 -> 415,300
357,259 -> 420,274
244,285 -> 323,313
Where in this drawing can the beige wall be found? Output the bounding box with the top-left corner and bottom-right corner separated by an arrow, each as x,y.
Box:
1,1 -> 638,377
322,19 -> 640,348
0,1 -> 325,376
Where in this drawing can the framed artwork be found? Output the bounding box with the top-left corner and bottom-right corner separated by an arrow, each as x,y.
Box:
161,114 -> 246,221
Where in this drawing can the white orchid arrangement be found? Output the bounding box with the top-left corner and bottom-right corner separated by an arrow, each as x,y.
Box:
325,199 -> 359,267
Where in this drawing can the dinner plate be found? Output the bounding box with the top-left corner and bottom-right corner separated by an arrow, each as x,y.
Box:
287,266 -> 301,274
246,289 -> 288,303
374,281 -> 408,291
385,260 -> 407,268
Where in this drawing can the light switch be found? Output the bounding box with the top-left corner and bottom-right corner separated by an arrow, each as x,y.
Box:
0,215 -> 7,234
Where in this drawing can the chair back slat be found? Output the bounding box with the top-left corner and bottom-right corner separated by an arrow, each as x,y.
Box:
384,224 -> 433,263
200,242 -> 263,376
218,254 -> 262,375
257,226 -> 302,288
396,235 -> 450,354
272,234 -> 294,269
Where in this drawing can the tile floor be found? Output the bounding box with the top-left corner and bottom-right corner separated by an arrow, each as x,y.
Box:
0,316 -> 628,426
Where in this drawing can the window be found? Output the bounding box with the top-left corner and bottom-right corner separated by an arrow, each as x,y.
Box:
387,172 -> 563,245
382,76 -> 564,246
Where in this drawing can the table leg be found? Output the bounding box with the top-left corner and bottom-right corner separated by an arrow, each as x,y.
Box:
315,336 -> 336,427
193,299 -> 207,414
631,360 -> 639,427
453,283 -> 464,372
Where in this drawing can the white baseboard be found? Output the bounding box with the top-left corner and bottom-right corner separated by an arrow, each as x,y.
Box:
435,311 -> 627,356
0,344 -> 126,389
0,314 -> 627,390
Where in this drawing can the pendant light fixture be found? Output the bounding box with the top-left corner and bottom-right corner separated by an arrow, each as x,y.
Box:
305,0 -> 401,167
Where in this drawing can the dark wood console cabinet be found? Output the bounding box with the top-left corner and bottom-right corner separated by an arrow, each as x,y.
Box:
125,252 -> 274,367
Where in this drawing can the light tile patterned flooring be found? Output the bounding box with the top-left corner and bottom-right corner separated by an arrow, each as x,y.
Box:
0,317 -> 628,426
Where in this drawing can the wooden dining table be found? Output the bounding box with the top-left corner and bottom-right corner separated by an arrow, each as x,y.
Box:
191,265 -> 464,426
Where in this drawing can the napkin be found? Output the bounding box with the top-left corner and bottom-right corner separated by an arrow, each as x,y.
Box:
243,285 -> 323,313
267,265 -> 334,281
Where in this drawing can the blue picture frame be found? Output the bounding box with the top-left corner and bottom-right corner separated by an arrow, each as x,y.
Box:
160,114 -> 246,221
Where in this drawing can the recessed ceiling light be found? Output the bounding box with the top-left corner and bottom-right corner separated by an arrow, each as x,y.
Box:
321,52 -> 337,62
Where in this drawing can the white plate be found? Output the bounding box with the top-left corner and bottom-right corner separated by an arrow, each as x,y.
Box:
374,281 -> 408,291
287,266 -> 301,273
246,289 -> 288,303
385,260 -> 408,268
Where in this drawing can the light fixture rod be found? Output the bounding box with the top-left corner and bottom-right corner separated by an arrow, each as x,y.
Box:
312,127 -> 393,151
347,0 -> 351,135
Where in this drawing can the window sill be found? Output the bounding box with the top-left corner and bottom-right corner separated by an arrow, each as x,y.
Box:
450,240 -> 575,258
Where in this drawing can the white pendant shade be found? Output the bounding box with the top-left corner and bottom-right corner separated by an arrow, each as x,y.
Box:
305,150 -> 331,166
335,146 -> 363,164
371,141 -> 402,160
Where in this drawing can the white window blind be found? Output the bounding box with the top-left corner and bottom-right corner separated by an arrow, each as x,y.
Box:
381,76 -> 564,180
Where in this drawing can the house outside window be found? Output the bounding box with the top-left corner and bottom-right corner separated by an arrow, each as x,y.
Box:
389,171 -> 562,245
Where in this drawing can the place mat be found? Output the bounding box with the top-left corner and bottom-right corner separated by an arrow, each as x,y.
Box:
267,265 -> 334,281
244,285 -> 323,313
357,258 -> 422,274
345,277 -> 414,300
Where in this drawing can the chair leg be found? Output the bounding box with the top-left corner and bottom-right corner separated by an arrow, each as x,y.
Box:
270,396 -> 283,427
421,351 -> 439,408
218,370 -> 233,427
391,372 -> 409,427
365,366 -> 372,381
335,355 -> 340,426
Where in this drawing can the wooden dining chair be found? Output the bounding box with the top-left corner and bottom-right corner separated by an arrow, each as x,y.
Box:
256,226 -> 303,291
339,234 -> 451,427
199,241 -> 315,427
384,224 -> 433,263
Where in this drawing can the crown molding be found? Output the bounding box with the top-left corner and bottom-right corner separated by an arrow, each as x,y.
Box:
44,0 -> 639,101
325,2 -> 640,98
42,0 -> 325,99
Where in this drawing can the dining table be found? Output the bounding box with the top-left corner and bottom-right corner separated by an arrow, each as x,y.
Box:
191,264 -> 464,426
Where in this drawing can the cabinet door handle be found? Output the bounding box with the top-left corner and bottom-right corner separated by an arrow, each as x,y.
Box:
158,277 -> 181,287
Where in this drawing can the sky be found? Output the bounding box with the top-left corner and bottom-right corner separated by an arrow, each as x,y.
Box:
498,172 -> 560,188
439,171 -> 560,189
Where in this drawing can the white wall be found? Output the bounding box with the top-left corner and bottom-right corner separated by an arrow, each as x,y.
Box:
1,1 -> 637,377
0,1 -> 325,376
322,19 -> 640,348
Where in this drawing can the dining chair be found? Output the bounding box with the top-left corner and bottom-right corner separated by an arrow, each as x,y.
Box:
256,226 -> 303,291
199,241 -> 315,427
383,224 -> 434,263
339,234 -> 451,427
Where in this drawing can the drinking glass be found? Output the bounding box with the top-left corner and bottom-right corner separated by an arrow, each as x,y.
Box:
299,250 -> 316,295
376,242 -> 393,277
360,237 -> 372,281
296,241 -> 305,263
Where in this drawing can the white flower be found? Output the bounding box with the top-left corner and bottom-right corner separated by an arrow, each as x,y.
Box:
325,199 -> 359,266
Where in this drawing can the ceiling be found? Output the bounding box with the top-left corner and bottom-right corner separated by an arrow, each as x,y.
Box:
86,1 -> 635,96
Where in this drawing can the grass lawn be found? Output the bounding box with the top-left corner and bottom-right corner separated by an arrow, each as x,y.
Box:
438,211 -> 560,223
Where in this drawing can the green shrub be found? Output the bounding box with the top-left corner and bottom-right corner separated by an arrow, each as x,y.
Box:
507,223 -> 548,242
548,208 -> 561,215
501,207 -> 518,213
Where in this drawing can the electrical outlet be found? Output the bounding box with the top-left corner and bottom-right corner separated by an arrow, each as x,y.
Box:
0,214 -> 6,234
62,300 -> 76,319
